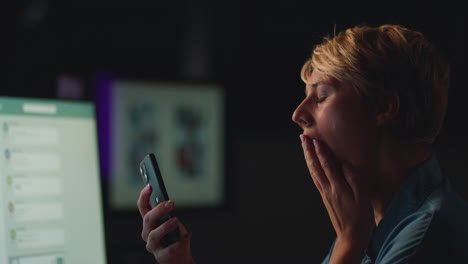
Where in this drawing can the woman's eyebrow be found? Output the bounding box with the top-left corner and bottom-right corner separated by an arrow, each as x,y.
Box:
311,82 -> 320,89
304,82 -> 321,94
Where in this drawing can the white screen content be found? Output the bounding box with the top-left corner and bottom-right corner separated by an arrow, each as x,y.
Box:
0,97 -> 106,264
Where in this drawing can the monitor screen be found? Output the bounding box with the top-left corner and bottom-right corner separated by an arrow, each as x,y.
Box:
0,97 -> 107,264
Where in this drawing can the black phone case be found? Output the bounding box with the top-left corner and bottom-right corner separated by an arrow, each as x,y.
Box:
140,153 -> 181,246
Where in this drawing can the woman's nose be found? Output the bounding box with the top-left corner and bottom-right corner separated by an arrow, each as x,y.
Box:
292,100 -> 312,128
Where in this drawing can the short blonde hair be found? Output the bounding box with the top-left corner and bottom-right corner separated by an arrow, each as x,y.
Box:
301,24 -> 450,144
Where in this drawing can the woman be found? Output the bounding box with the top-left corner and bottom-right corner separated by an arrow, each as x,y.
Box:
137,24 -> 468,264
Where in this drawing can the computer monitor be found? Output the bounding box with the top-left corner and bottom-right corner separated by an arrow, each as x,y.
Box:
0,97 -> 107,264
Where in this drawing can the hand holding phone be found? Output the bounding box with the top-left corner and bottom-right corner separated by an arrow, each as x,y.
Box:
139,153 -> 181,246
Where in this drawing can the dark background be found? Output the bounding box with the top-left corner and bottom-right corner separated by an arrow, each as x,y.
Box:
7,1 -> 468,264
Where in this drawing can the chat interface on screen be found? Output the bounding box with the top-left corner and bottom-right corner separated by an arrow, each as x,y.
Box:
0,97 -> 106,264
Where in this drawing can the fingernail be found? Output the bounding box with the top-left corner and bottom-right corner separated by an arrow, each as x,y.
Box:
165,200 -> 174,209
312,139 -> 318,147
300,134 -> 305,143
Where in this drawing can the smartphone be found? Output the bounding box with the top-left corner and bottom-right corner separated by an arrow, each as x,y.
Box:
139,153 -> 180,246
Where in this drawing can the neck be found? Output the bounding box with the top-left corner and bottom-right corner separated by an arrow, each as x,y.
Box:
369,137 -> 433,226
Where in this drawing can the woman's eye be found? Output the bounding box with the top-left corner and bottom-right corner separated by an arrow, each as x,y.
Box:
316,96 -> 327,103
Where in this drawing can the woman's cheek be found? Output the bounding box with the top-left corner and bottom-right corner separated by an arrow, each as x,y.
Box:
321,109 -> 358,163
320,111 -> 346,157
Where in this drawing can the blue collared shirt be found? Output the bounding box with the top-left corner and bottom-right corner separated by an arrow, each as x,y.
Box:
321,155 -> 468,264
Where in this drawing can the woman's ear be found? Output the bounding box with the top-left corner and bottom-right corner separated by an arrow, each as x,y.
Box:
374,91 -> 400,126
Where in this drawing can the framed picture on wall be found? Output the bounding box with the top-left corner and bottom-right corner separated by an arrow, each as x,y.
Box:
98,80 -> 225,210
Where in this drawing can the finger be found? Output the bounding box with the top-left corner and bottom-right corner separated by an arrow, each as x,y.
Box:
342,163 -> 361,202
320,194 -> 340,232
156,219 -> 192,263
313,139 -> 346,189
175,218 -> 189,238
146,217 -> 180,252
163,219 -> 192,251
301,134 -> 329,191
142,200 -> 175,241
138,184 -> 152,217
301,134 -> 327,191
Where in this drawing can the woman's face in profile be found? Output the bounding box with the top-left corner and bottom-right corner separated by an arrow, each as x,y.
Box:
292,70 -> 380,170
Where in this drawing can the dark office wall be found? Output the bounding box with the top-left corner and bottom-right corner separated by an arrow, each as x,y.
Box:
8,1 -> 468,264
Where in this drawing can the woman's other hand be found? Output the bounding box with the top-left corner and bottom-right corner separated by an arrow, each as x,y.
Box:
138,185 -> 196,264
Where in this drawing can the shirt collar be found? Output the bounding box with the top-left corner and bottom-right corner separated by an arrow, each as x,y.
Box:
366,155 -> 444,259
